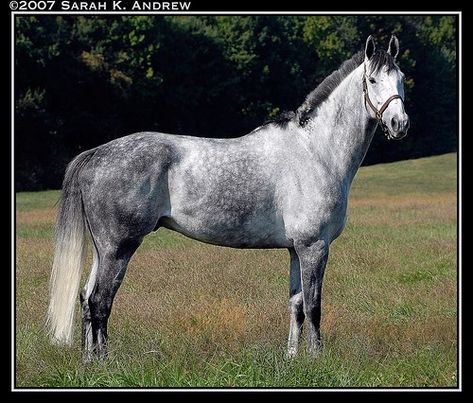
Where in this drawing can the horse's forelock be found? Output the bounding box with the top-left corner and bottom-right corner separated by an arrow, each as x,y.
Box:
368,50 -> 398,74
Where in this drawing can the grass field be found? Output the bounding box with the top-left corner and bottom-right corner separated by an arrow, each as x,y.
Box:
15,153 -> 458,388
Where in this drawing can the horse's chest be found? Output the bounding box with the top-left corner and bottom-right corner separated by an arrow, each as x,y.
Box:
311,194 -> 347,227
286,184 -> 349,242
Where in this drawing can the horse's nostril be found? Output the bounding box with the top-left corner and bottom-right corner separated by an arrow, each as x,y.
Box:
391,117 -> 399,131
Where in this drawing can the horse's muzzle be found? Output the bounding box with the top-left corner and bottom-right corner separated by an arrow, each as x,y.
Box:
387,113 -> 410,140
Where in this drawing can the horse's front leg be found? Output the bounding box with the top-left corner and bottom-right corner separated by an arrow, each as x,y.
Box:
287,248 -> 304,358
294,239 -> 329,355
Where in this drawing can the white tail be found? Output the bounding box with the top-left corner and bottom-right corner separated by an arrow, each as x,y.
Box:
46,149 -> 95,345
47,221 -> 86,345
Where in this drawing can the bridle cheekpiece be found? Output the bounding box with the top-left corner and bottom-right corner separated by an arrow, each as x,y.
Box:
362,63 -> 404,137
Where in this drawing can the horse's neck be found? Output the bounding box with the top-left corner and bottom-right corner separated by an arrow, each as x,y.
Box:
304,65 -> 377,185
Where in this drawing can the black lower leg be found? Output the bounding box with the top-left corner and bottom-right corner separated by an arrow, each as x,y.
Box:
88,291 -> 112,359
80,290 -> 94,359
307,303 -> 322,352
92,317 -> 109,358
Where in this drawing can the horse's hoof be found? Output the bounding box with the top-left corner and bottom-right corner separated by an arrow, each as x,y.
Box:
307,340 -> 323,357
286,348 -> 298,360
82,352 -> 94,363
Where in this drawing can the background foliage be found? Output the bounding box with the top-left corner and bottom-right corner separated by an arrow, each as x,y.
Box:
15,15 -> 457,190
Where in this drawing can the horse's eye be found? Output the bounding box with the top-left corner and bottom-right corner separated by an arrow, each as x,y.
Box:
368,77 -> 376,84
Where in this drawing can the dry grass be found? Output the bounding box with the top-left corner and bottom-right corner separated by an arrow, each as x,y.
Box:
16,208 -> 56,225
349,193 -> 456,227
15,153 -> 458,388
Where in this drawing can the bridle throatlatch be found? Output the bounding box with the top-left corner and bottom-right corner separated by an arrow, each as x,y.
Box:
362,64 -> 404,135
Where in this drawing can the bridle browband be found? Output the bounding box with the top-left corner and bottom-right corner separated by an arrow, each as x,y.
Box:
362,63 -> 403,135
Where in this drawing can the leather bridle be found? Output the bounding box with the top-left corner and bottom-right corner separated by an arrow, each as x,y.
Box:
362,64 -> 404,135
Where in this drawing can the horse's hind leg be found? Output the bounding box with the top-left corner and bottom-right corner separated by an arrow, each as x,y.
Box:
287,248 -> 304,358
82,238 -> 142,359
80,243 -> 99,361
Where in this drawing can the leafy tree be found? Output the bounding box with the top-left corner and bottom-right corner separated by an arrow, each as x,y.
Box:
15,15 -> 457,190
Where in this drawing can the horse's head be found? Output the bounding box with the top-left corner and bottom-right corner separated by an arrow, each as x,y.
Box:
362,35 -> 410,140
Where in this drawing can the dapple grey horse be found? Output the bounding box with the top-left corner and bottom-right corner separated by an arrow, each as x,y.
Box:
47,35 -> 409,359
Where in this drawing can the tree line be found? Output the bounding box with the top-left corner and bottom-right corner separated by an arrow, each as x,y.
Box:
15,15 -> 457,190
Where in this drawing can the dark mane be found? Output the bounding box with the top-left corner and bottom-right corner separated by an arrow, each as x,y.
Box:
267,49 -> 397,128
295,51 -> 364,125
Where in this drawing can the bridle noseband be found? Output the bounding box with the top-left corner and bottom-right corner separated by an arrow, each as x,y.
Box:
362,64 -> 403,135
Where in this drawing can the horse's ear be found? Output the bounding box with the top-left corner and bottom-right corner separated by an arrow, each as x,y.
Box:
364,35 -> 376,61
387,35 -> 400,59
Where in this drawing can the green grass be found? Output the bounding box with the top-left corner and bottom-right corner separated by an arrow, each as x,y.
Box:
15,153 -> 458,388
350,153 -> 457,196
16,190 -> 60,212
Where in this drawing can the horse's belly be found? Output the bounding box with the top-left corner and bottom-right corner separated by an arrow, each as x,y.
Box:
160,208 -> 290,248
